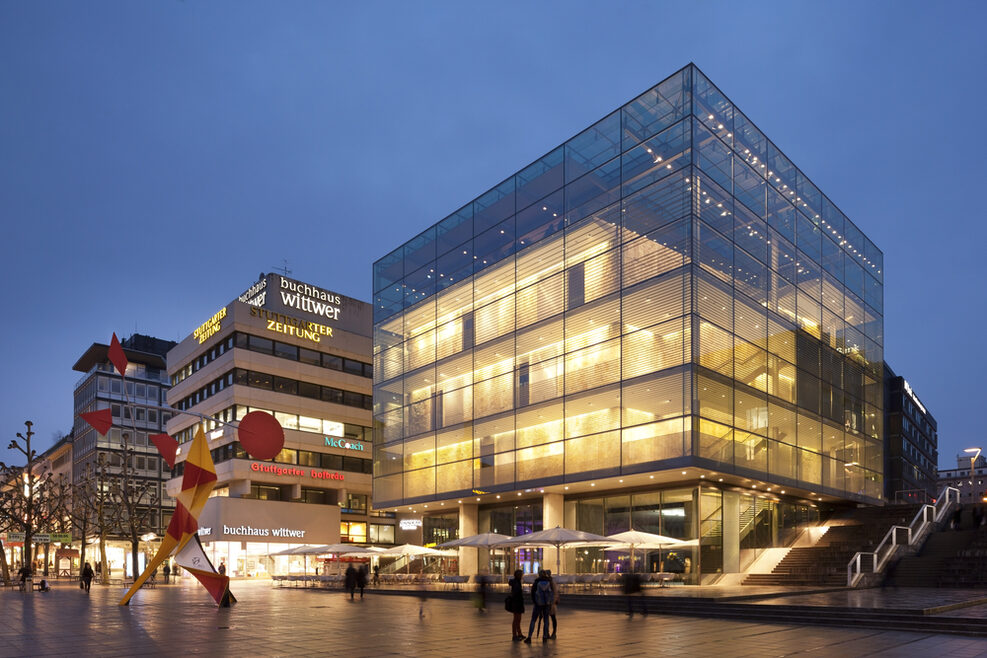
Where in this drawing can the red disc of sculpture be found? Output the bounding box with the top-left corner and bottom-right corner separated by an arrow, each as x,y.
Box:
237,411 -> 285,460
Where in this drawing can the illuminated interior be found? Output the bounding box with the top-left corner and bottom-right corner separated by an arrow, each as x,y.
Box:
372,64 -> 884,508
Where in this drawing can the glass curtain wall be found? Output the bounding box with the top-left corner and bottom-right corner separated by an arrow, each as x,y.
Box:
373,64 -> 884,509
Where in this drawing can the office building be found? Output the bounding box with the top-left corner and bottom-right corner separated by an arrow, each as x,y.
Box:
883,364 -> 938,503
165,273 -> 391,577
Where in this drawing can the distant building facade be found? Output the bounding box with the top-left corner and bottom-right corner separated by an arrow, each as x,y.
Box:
938,455 -> 987,505
883,363 -> 938,503
71,333 -> 177,574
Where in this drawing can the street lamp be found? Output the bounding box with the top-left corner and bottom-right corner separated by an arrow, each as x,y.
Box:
964,447 -> 981,501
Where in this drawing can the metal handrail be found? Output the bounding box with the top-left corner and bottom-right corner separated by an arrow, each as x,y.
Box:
846,486 -> 961,587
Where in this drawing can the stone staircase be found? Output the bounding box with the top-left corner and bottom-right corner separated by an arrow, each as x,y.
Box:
886,503 -> 987,587
743,505 -> 921,587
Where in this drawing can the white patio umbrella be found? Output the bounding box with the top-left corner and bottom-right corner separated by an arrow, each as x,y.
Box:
438,532 -> 512,548
502,526 -> 611,575
270,544 -> 319,577
439,532 -> 513,577
603,530 -> 693,572
366,544 -> 453,574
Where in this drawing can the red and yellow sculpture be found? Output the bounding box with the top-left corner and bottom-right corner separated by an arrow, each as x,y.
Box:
119,425 -> 233,606
81,333 -> 283,607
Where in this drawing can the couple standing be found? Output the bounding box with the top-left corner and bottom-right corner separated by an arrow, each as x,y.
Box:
507,569 -> 559,643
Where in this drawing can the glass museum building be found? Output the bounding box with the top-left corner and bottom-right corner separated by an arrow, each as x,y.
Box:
372,65 -> 885,581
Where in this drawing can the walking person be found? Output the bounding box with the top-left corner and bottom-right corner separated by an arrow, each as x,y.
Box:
524,570 -> 552,643
372,563 -> 380,587
507,569 -> 525,642
163,562 -> 171,584
81,562 -> 94,593
621,571 -> 647,616
218,561 -> 226,576
17,565 -> 31,592
356,565 -> 367,599
344,564 -> 357,600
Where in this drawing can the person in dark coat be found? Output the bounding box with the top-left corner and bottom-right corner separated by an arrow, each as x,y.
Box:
622,571 -> 647,616
356,565 -> 367,599
524,570 -> 552,643
81,562 -> 94,593
508,569 -> 525,641
344,565 -> 358,600
163,563 -> 171,584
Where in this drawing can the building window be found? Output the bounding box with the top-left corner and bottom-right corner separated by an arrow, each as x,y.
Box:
370,524 -> 395,544
340,521 -> 367,543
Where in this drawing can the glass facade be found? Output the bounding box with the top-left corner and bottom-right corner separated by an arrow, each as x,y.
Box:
373,64 -> 884,510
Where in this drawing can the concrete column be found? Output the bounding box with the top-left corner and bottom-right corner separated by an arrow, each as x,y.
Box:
458,503 -> 478,576
288,483 -> 301,501
722,491 -> 740,574
229,479 -> 251,497
542,493 -> 564,574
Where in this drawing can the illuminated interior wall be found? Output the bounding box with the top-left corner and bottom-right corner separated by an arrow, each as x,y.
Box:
373,64 -> 884,507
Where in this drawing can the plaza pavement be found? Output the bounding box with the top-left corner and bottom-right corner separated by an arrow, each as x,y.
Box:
1,579 -> 987,657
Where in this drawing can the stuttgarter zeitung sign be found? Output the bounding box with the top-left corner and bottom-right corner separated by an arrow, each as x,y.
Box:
193,307 -> 227,344
249,306 -> 334,343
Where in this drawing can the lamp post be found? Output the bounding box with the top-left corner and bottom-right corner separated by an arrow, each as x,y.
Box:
963,448 -> 981,502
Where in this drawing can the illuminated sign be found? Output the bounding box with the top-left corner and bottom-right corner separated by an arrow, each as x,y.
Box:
198,527 -> 212,536
238,278 -> 267,307
222,524 -> 307,539
325,436 -> 365,452
250,461 -> 344,481
280,277 -> 342,321
193,307 -> 227,344
903,380 -> 927,415
399,519 -> 423,531
249,307 -> 333,343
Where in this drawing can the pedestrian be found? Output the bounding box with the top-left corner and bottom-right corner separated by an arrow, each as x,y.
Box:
356,565 -> 367,599
507,569 -> 525,642
218,560 -> 227,576
18,565 -> 31,592
474,574 -> 488,613
524,570 -> 552,643
373,563 -> 380,587
81,562 -> 94,593
163,562 -> 171,584
622,571 -> 647,616
546,570 -> 559,639
344,564 -> 357,600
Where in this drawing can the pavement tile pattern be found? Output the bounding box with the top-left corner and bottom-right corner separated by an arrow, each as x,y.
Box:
1,580 -> 986,657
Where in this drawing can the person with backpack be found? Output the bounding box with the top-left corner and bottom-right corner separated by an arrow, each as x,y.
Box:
507,569 -> 525,642
546,570 -> 559,639
524,570 -> 552,643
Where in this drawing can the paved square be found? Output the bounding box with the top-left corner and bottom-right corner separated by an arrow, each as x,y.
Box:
2,581 -> 987,657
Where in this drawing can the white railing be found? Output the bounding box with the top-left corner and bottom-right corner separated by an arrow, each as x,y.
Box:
847,486 -> 960,587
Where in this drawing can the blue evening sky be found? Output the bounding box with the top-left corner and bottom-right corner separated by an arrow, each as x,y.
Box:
1,1 -> 983,470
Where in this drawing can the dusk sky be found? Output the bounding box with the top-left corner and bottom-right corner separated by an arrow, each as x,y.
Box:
1,1 -> 984,470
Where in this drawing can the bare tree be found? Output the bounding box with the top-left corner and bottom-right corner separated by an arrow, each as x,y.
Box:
34,474 -> 71,577
0,422 -> 57,581
111,431 -> 160,580
69,458 -> 113,584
